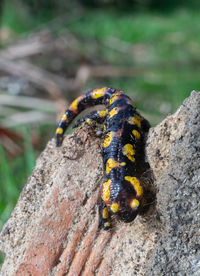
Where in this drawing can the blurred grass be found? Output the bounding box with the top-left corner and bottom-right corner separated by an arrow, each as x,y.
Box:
0,126 -> 37,266
0,127 -> 36,230
67,8 -> 200,116
1,0 -> 52,34
0,1 -> 200,253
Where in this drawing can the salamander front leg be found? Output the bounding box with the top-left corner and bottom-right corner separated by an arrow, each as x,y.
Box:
98,199 -> 111,230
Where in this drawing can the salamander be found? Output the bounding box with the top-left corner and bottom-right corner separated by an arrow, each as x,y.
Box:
56,87 -> 150,230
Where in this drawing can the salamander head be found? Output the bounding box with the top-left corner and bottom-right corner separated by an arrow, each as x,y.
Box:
102,178 -> 141,223
116,195 -> 140,223
109,182 -> 141,223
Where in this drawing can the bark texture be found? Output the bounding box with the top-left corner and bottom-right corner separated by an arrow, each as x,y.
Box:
0,91 -> 199,276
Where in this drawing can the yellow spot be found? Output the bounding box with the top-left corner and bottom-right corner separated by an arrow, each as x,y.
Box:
104,132 -> 113,148
109,107 -> 118,119
132,129 -> 141,139
110,202 -> 119,213
56,128 -> 63,134
128,115 -> 142,128
130,199 -> 140,209
102,179 -> 111,201
109,94 -> 120,105
61,114 -> 67,121
98,110 -> 107,117
125,176 -> 143,197
86,118 -> 93,125
104,221 -> 111,228
106,158 -> 117,174
102,207 -> 109,219
71,98 -> 79,111
92,87 -> 106,99
106,158 -> 126,174
122,144 -> 135,162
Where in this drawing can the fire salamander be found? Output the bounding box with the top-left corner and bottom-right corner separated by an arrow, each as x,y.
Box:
56,87 -> 150,230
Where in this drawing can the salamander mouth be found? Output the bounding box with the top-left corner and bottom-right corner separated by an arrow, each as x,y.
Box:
117,208 -> 138,222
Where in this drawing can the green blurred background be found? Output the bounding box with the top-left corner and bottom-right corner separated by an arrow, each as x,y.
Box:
0,0 -> 200,262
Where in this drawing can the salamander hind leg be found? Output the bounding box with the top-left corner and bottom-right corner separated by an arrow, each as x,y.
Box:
72,109 -> 108,129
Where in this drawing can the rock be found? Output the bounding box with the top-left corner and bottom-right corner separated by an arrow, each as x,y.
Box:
0,91 -> 199,276
145,90 -> 200,276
